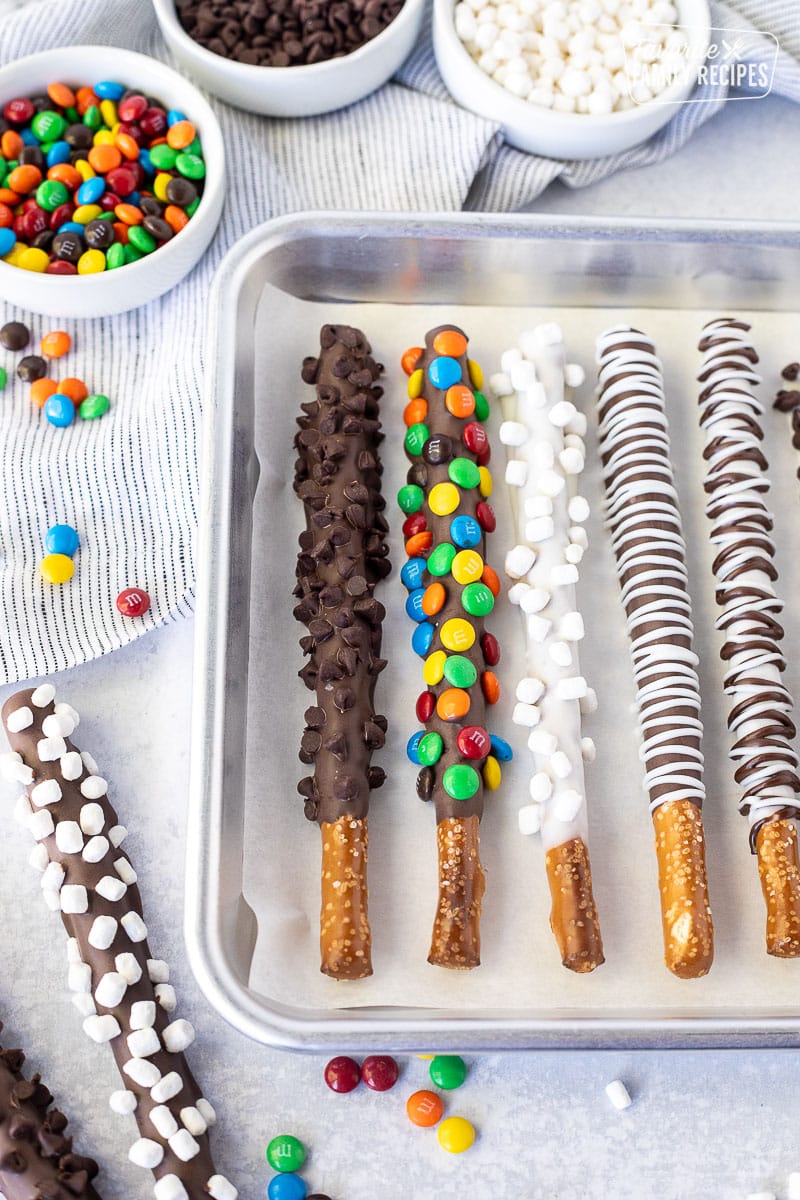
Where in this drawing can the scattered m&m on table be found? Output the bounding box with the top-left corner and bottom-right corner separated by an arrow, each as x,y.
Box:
323,1056 -> 361,1094
437,1115 -> 476,1154
40,522 -> 79,584
116,587 -> 151,618
266,1134 -> 306,1173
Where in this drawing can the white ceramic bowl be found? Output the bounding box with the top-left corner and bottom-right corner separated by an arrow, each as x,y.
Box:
152,0 -> 426,117
433,0 -> 711,159
0,45 -> 225,319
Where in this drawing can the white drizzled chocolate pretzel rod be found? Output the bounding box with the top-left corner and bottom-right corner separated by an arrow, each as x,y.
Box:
698,317 -> 800,957
492,324 -> 603,973
596,325 -> 714,979
1,685 -> 236,1200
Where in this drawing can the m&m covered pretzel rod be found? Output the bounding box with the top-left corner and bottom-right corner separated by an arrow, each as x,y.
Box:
0,1018 -> 102,1199
494,325 -> 604,972
698,318 -> 800,956
400,325 -> 508,970
596,326 -> 714,979
1,686 -> 236,1200
294,325 -> 390,980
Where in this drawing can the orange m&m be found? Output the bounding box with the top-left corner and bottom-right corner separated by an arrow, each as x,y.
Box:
401,346 -> 423,375
433,328 -> 467,358
436,688 -> 471,722
445,384 -> 475,419
405,531 -> 433,557
406,1090 -> 444,1128
481,670 -> 500,705
481,564 -> 501,597
403,398 -> 427,427
421,582 -> 446,616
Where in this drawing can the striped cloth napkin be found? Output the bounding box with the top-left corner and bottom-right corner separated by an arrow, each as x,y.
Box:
0,0 -> 796,683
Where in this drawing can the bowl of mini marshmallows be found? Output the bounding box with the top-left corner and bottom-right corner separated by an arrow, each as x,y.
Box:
433,0 -> 711,159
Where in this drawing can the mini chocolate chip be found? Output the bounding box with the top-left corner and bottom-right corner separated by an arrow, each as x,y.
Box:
334,775 -> 358,801
417,767 -> 434,800
363,721 -> 385,749
345,574 -> 367,596
300,730 -> 322,756
782,362 -> 800,381
333,687 -> 354,712
304,798 -> 320,821
0,1149 -> 26,1172
323,734 -> 348,761
308,618 -> 334,641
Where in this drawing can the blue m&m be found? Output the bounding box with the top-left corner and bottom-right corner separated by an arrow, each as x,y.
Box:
412,621 -> 435,657
45,524 -> 80,557
490,734 -> 514,762
450,514 -> 482,549
428,356 -> 462,390
407,730 -> 425,764
401,557 -> 426,591
44,393 -> 75,427
405,588 -> 427,622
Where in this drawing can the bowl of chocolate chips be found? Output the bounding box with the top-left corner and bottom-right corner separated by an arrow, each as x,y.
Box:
152,0 -> 426,116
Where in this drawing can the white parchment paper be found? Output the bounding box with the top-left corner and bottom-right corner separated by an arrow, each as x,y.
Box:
241,295 -> 800,1020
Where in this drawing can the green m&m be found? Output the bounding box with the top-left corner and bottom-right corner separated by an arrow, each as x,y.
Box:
266,1134 -> 306,1173
404,421 -> 429,456
427,542 -> 457,576
442,763 -> 480,801
398,484 -> 424,514
79,393 -> 110,420
429,1054 -> 468,1090
31,110 -> 67,142
448,456 -> 481,489
462,581 -> 494,617
417,731 -> 443,766
443,654 -> 477,689
36,179 -> 69,212
474,391 -> 490,421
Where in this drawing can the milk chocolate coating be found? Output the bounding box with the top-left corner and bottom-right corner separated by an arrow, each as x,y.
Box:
0,1022 -> 101,1200
3,691 -> 219,1198
294,324 -> 390,826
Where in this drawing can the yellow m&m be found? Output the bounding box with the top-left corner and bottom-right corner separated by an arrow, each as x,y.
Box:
478,466 -> 493,497
423,650 -> 447,686
467,359 -> 484,389
428,482 -> 460,516
483,755 -> 502,791
437,1116 -> 476,1154
440,618 -> 475,652
451,549 -> 483,585
407,368 -> 424,399
40,553 -> 75,584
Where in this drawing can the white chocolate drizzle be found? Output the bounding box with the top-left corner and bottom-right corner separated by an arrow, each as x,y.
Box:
697,317 -> 800,837
596,325 -> 705,813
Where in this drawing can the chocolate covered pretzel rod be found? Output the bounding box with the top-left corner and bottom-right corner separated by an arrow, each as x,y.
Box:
596,326 -> 714,979
400,325 -> 508,970
0,1019 -> 102,1199
494,324 -> 604,972
294,324 -> 390,980
698,317 -> 800,957
1,686 -> 236,1200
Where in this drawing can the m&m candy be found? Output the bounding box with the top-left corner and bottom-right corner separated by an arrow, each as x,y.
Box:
45,524 -> 79,557
40,553 -> 74,584
406,1090 -> 444,1128
266,1134 -> 306,1173
437,1116 -> 476,1154
429,1055 -> 468,1090
323,1056 -> 360,1094
116,587 -> 151,618
361,1055 -> 399,1092
267,1176 -> 307,1200
442,763 -> 480,800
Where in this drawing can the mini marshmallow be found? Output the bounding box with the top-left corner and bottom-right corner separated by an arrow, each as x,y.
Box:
507,581 -> 529,606
116,952 -> 143,985
525,614 -> 552,643
128,1138 -> 164,1170
110,1089 -> 138,1115
121,911 -> 147,943
529,772 -> 553,803
549,640 -> 573,668
505,544 -> 536,578
40,861 -> 65,892
566,413 -> 588,440
524,494 -> 553,518
538,469 -> 566,497
499,420 -> 528,446
180,1106 -> 207,1136
788,1174 -> 800,1200
31,683 -> 56,707
556,676 -> 589,701
516,676 -> 545,705
114,858 -> 137,885
79,802 -> 105,835
123,1058 -> 162,1088
31,779 -> 62,808
154,1179 -> 189,1200
520,587 -> 550,614
54,701 -> 79,728
60,751 -> 83,781
489,371 -> 513,396
605,1079 -> 632,1110
549,400 -> 577,428
88,915 -> 118,950
196,1099 -> 217,1127
71,994 -> 96,1018
80,751 -> 99,775
559,447 -> 584,475
109,824 -> 127,847
43,712 -> 73,738
83,835 -> 110,863
0,752 -> 34,785
580,687 -> 599,714
528,728 -> 558,757
531,441 -> 555,469
581,737 -> 597,763
42,890 -> 61,912
504,459 -> 528,488
14,793 -> 33,825
550,750 -> 573,779
55,820 -> 83,854
518,803 -> 543,835
156,984 -> 177,1013
60,885 -> 88,914
569,525 -> 589,549
525,516 -> 555,542
80,775 -> 107,799
131,1001 -> 156,1029
29,810 -> 54,840
6,705 -> 33,732
551,563 -> 579,586
151,1071 -> 183,1103
148,959 -> 170,984
127,1027 -> 161,1059
96,875 -> 127,902
744,1193 -> 776,1200
207,1178 -> 238,1200
169,1130 -> 200,1162
68,962 -> 92,994
66,937 -> 81,963
568,495 -> 591,523
554,790 -> 584,822
565,543 -> 584,564
510,359 -> 537,390
162,1019 -> 195,1053
152,1106 -> 180,1140
37,736 -> 67,762
95,972 -> 128,1009
564,362 -> 586,388
28,843 -> 49,872
512,702 -> 541,728
564,433 -> 585,454
83,1013 -> 121,1044
500,346 -> 522,373
560,611 -> 585,641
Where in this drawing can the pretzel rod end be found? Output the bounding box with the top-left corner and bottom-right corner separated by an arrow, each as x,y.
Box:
545,837 -> 604,973
320,817 -> 373,980
428,815 -> 485,970
653,800 -> 714,979
756,819 -> 800,958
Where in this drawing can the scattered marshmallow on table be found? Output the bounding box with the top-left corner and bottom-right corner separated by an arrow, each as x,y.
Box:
605,1079 -> 633,1110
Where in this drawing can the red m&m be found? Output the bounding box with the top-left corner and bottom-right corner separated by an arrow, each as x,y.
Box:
116,587 -> 151,618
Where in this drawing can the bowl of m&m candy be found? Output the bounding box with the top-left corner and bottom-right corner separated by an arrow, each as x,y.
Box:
0,45 -> 225,317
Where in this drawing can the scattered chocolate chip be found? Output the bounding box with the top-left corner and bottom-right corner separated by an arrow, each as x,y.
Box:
782,362 -> 800,381
774,388 -> 800,412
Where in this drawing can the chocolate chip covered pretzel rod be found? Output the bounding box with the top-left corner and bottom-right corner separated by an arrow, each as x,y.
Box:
0,1019 -> 102,1199
294,325 -> 390,980
400,326 -> 508,969
698,317 -> 800,957
493,324 -> 603,973
1,686 -> 236,1200
596,326 -> 714,979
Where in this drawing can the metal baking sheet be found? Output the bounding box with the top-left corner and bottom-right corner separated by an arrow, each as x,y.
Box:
188,212 -> 800,1051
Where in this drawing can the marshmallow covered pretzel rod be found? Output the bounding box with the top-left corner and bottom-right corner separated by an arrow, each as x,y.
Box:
294,325 -> 390,980
493,324 -> 604,973
1,686 -> 235,1200
698,317 -> 800,957
596,326 -> 714,979
400,325 -> 509,970
0,1019 -> 102,1198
